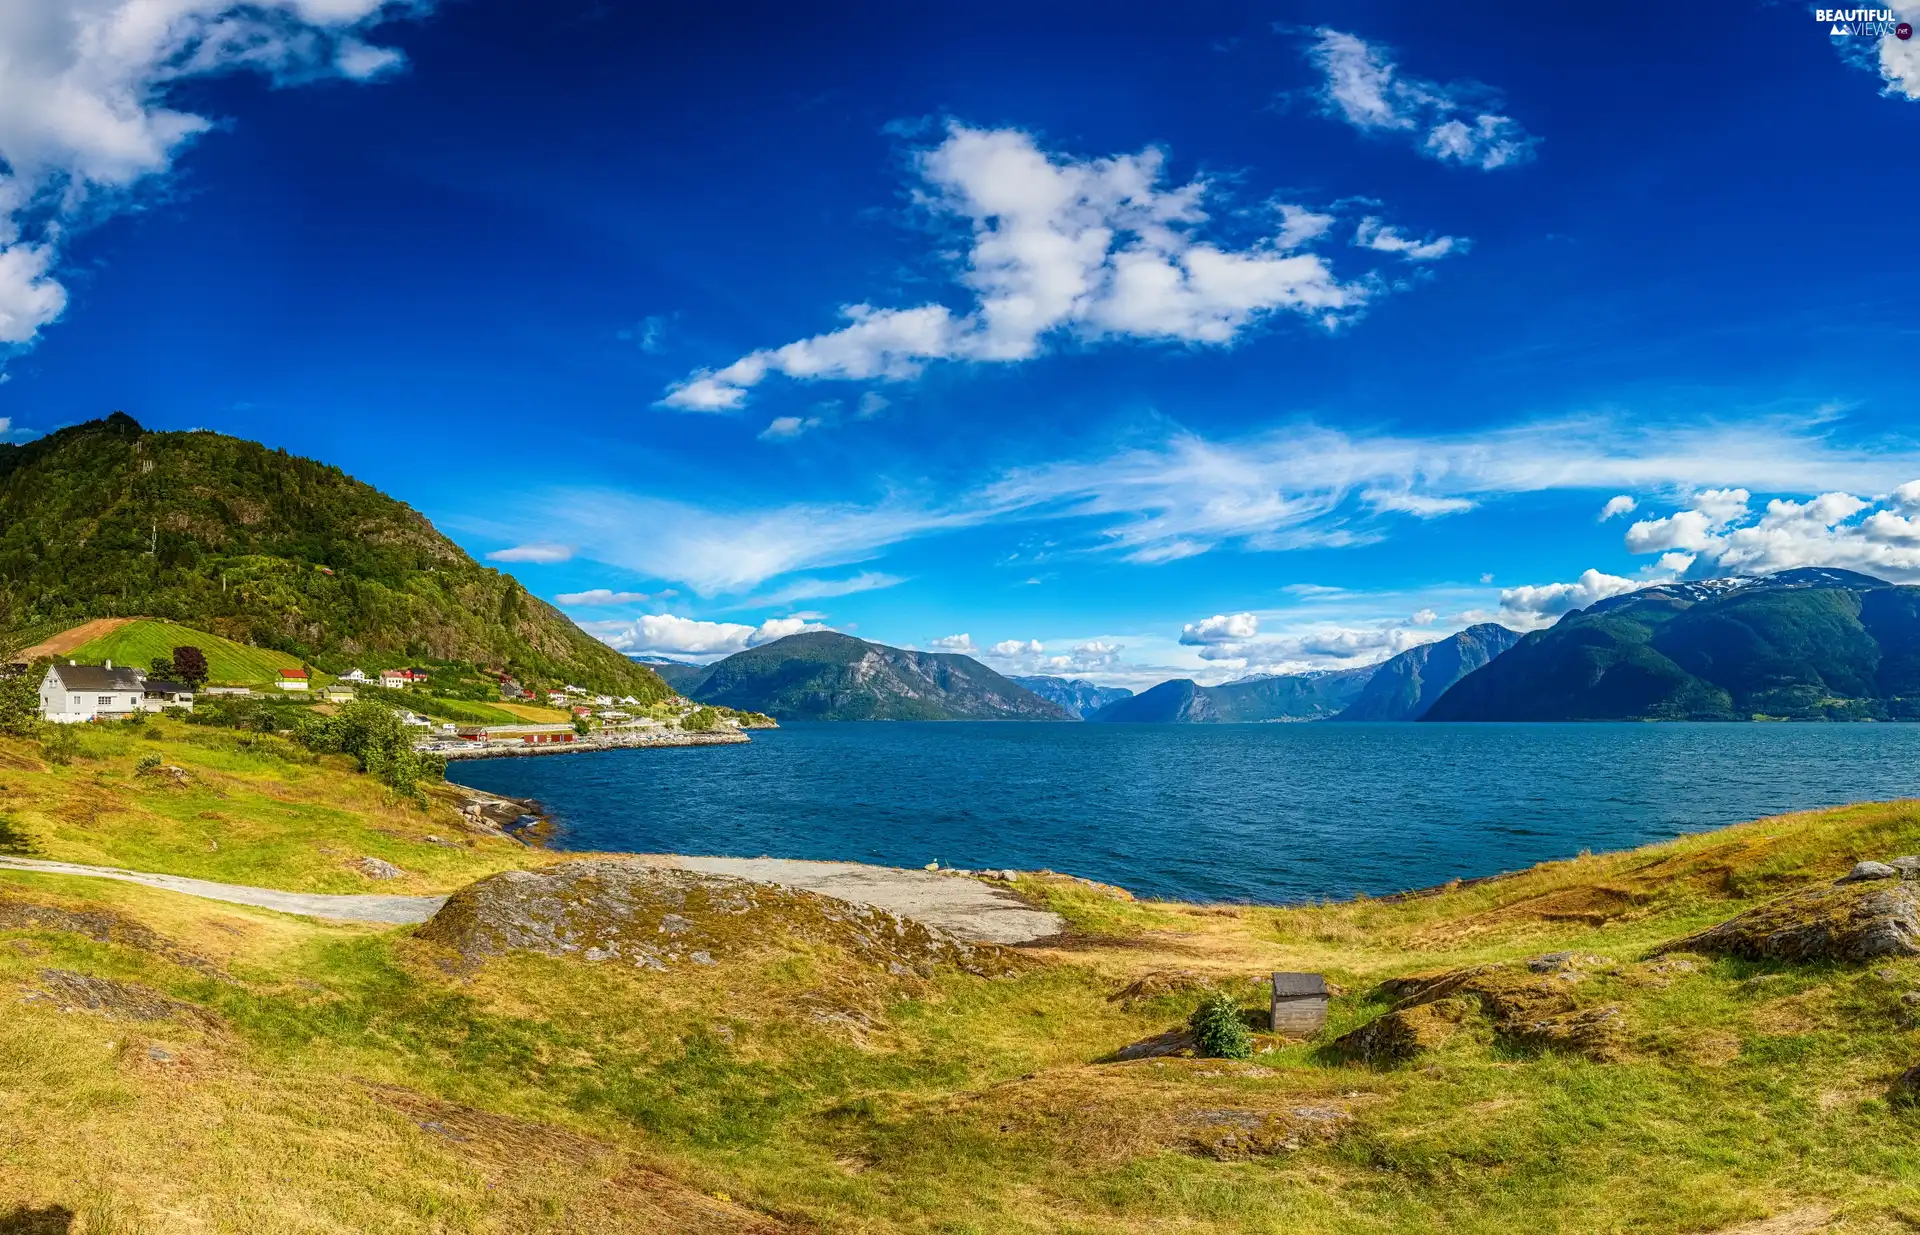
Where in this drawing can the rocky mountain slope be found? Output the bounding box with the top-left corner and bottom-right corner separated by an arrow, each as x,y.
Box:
1009,675 -> 1134,719
685,631 -> 1073,720
1329,623 -> 1520,722
1424,568 -> 1920,721
0,413 -> 669,699
1088,666 -> 1375,722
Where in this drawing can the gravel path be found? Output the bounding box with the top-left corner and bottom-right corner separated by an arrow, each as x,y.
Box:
0,854 -> 1066,943
0,856 -> 447,924
639,855 -> 1065,944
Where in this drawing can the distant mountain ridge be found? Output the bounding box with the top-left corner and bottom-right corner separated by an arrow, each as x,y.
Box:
1010,675 -> 1133,719
681,631 -> 1073,721
1088,665 -> 1376,723
1424,568 -> 1920,721
0,414 -> 669,699
1330,623 -> 1521,721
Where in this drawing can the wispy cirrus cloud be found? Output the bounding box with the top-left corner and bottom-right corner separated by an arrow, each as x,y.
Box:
1304,28 -> 1539,170
486,542 -> 574,564
0,1 -> 418,351
661,122 -> 1452,411
486,411 -> 1920,596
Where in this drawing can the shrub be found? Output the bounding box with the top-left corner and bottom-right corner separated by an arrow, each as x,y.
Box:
296,699 -> 444,798
682,706 -> 719,732
1189,991 -> 1254,1060
39,723 -> 79,767
0,662 -> 43,737
0,812 -> 35,855
135,753 -> 163,774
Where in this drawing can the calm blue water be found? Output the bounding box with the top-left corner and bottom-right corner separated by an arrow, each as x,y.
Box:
446,722 -> 1920,904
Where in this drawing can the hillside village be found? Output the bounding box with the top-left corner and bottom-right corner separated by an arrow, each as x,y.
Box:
9,618 -> 773,757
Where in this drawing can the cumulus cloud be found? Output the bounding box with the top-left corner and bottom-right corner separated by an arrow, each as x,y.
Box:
1180,612 -> 1259,645
989,638 -> 1044,657
1353,218 -> 1464,261
596,613 -> 831,659
1833,4 -> 1920,100
1599,495 -> 1637,520
1487,568 -> 1644,630
978,636 -> 1125,676
0,0 -> 415,350
1305,28 -> 1538,170
660,123 -> 1448,409
1410,608 -> 1438,625
555,588 -> 662,605
486,543 -> 574,564
928,633 -> 975,652
1622,482 -> 1920,582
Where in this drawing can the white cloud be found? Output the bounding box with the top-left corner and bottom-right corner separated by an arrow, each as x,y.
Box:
0,1 -> 414,351
488,411 -> 1920,595
1353,217 -> 1464,261
1180,612 -> 1259,644
1410,608 -> 1438,625
1624,488 -> 1750,553
1836,4 -> 1920,100
661,123 -> 1422,409
989,638 -> 1044,657
1654,552 -> 1696,575
1305,28 -> 1538,171
1489,568 -> 1644,630
929,633 -> 975,653
754,571 -> 905,605
856,391 -> 890,419
1599,495 -> 1637,520
1622,483 -> 1920,582
555,588 -> 660,605
487,543 -> 574,564
759,415 -> 823,440
596,613 -> 831,659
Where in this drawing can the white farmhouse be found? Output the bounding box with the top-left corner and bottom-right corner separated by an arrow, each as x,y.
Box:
142,679 -> 195,713
39,661 -> 147,723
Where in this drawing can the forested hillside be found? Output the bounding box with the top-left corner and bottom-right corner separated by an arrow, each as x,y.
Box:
0,414 -> 667,699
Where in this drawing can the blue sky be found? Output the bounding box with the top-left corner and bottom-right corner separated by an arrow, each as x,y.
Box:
3,1 -> 1920,686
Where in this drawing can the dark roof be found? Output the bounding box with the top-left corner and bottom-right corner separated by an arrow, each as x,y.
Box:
49,663 -> 144,691
144,680 -> 193,694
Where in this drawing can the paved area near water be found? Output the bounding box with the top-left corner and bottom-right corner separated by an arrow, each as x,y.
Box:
0,853 -> 1066,943
0,856 -> 447,924
641,854 -> 1065,944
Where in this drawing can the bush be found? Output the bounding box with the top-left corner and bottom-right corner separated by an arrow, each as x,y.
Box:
135,752 -> 163,774
295,699 -> 444,798
1189,991 -> 1254,1060
39,723 -> 79,767
682,706 -> 719,732
0,662 -> 43,737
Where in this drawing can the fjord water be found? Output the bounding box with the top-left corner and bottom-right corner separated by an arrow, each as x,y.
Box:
447,722 -> 1920,903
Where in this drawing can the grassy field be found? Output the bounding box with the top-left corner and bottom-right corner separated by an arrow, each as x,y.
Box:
2,723 -> 1918,1232
61,619 -> 312,686
492,700 -> 573,723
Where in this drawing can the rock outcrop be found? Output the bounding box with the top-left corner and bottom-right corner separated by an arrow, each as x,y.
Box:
417,859 -> 1017,977
1652,879 -> 1920,962
1336,953 -> 1627,1064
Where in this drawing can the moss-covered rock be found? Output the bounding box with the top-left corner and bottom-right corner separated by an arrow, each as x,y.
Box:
417,858 -> 1018,977
1653,880 -> 1920,962
1332,1000 -> 1467,1065
1354,954 -> 1627,1063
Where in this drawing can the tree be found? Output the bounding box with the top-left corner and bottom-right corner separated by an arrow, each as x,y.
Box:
172,646 -> 209,687
295,699 -> 443,798
0,662 -> 43,737
149,655 -> 175,679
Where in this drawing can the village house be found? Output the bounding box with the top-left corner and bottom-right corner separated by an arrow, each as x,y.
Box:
277,668 -> 310,692
38,661 -> 147,723
379,669 -> 411,689
321,684 -> 355,702
340,668 -> 369,683
142,679 -> 195,713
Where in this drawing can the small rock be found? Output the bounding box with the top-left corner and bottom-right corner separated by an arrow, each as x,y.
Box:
1838,860 -> 1901,884
1890,1062 -> 1920,1107
1892,857 -> 1920,880
923,862 -> 939,871
353,856 -> 404,880
690,950 -> 714,965
147,1046 -> 173,1062
1875,968 -> 1902,982
1000,869 -> 1020,882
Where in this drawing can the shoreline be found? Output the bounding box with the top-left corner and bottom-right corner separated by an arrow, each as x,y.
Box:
431,728 -> 749,761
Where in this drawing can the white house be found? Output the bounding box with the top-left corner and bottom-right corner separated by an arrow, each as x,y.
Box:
39,661 -> 147,724
277,668 -> 311,692
340,668 -> 369,683
380,669 -> 411,689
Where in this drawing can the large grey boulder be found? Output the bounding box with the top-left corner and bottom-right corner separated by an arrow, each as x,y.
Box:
1836,861 -> 1900,885
1653,881 -> 1920,962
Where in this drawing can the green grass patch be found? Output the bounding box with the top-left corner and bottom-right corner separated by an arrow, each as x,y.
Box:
65,618 -> 313,686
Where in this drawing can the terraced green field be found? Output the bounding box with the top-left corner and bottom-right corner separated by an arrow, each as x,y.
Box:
64,619 -> 311,685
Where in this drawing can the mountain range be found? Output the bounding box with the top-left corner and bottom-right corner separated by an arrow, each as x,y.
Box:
1087,666 -> 1377,722
1425,568 -> 1920,721
0,414 -> 669,700
1330,623 -> 1522,721
670,631 -> 1073,721
1010,675 -> 1134,719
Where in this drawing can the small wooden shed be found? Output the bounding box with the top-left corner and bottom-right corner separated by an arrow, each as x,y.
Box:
1270,972 -> 1330,1037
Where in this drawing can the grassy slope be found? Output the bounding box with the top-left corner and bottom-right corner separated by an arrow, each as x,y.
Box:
64,618 -> 310,686
2,727 -> 1919,1232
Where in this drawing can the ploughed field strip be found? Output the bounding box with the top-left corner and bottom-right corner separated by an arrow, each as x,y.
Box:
0,852 -> 1065,943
